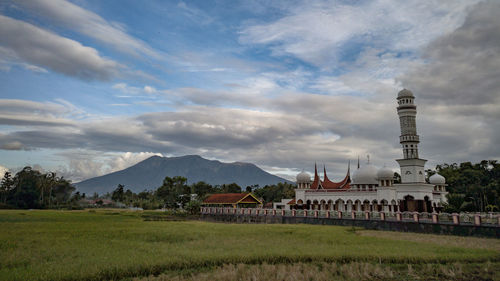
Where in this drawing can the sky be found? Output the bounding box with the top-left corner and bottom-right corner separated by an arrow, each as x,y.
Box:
0,0 -> 499,182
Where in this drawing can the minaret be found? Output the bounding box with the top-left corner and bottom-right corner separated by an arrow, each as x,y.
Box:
396,89 -> 426,183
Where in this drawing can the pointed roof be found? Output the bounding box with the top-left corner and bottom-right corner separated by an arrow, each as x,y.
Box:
310,163 -> 322,189
318,163 -> 351,190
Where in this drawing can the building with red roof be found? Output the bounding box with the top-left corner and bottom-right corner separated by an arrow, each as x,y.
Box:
202,193 -> 262,208
282,90 -> 448,213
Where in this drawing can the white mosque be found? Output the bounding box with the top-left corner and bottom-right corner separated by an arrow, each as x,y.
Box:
284,89 -> 448,213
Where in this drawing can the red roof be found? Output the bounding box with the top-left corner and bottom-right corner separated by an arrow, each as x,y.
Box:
311,163 -> 351,190
287,199 -> 296,205
310,163 -> 321,189
202,193 -> 261,204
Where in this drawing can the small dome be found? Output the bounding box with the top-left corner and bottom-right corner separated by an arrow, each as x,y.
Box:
429,173 -> 446,185
377,167 -> 394,180
296,171 -> 311,183
352,164 -> 378,185
398,89 -> 414,99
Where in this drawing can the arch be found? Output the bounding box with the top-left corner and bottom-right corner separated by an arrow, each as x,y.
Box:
297,199 -> 303,205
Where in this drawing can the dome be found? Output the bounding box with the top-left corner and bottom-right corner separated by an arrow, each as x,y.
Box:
352,164 -> 379,185
377,167 -> 394,180
398,88 -> 414,99
296,171 -> 311,183
429,173 -> 446,185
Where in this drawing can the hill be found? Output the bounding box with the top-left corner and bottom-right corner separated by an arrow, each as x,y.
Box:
75,155 -> 291,194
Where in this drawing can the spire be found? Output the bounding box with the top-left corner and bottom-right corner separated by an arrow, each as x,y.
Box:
323,165 -> 329,182
357,156 -> 360,169
348,160 -> 351,176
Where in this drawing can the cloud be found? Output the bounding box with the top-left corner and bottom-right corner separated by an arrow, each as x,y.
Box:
0,99 -> 76,127
0,165 -> 8,178
399,0 -> 500,106
55,150 -> 164,182
0,141 -> 27,150
239,0 -> 476,68
16,0 -> 162,59
0,15 -> 121,80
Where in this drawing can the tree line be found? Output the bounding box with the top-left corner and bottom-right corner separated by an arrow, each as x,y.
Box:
109,176 -> 295,211
429,160 -> 499,212
2,160 -> 498,213
0,167 -> 76,209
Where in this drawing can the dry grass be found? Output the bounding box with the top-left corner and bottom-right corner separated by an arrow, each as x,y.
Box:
133,261 -> 499,281
358,229 -> 500,251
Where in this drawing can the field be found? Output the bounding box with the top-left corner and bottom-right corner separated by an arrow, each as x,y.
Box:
0,210 -> 498,281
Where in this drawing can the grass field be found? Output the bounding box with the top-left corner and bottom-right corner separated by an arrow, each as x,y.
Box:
0,210 -> 498,281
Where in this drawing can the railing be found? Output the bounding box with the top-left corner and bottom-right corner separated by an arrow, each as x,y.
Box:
200,207 -> 500,227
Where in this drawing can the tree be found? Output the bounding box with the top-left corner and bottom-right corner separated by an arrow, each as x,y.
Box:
190,181 -> 214,199
185,200 -> 201,215
111,184 -> 125,202
0,171 -> 14,204
155,176 -> 189,208
220,183 -> 241,193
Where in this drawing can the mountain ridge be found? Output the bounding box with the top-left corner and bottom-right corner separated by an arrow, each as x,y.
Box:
75,155 -> 292,194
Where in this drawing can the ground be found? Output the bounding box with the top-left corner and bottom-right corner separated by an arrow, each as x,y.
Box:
0,210 -> 498,281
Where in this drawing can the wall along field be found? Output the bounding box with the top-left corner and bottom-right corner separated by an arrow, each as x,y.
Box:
0,210 -> 498,281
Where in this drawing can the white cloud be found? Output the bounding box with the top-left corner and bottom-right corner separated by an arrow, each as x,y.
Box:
0,165 -> 8,178
0,15 -> 121,80
16,0 -> 162,59
239,0 -> 477,68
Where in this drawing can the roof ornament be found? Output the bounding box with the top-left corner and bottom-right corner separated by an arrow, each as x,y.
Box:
367,154 -> 370,164
357,156 -> 360,169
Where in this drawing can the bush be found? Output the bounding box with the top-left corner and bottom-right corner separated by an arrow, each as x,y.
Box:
185,200 -> 201,215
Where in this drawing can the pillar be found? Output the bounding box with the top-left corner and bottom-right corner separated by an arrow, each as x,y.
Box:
432,212 -> 438,223
326,211 -> 330,218
365,211 -> 370,220
281,209 -> 285,216
413,212 -> 419,222
351,211 -> 356,219
396,212 -> 402,221
314,210 -> 318,218
452,213 -> 460,225
292,209 -> 296,217
380,212 -> 385,221
337,211 -> 342,219
474,214 -> 481,226
304,210 -> 308,217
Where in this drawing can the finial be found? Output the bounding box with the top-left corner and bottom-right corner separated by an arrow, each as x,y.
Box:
367,154 -> 370,164
357,156 -> 360,169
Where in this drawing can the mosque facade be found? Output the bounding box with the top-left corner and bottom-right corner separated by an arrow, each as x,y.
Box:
288,89 -> 448,213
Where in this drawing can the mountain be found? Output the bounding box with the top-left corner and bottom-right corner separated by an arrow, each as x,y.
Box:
75,155 -> 292,195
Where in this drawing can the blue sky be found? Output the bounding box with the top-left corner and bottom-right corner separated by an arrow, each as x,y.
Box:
0,0 -> 499,182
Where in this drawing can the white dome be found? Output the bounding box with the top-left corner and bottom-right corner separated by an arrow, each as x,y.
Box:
429,173 -> 446,185
352,164 -> 379,185
377,167 -> 394,180
398,88 -> 414,99
296,171 -> 311,183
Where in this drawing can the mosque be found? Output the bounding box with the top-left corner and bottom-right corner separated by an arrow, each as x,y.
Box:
283,89 -> 448,213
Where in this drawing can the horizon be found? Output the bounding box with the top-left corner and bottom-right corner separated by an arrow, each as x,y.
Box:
1,0 -> 499,183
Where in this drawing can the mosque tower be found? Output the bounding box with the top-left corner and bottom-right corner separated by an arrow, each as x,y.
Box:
396,89 -> 426,183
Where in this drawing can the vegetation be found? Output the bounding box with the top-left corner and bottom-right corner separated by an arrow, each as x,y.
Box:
0,210 -> 498,281
428,160 -> 500,212
0,167 -> 75,209
135,261 -> 499,281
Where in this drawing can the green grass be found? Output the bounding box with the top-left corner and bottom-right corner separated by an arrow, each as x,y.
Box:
0,210 -> 498,281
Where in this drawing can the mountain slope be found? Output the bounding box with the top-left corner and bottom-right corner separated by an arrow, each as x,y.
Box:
75,155 -> 291,194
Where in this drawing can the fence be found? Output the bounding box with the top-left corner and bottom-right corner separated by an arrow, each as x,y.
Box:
201,207 -> 500,227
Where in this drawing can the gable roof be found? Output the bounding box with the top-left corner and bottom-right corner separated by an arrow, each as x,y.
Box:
202,193 -> 262,205
310,163 -> 351,190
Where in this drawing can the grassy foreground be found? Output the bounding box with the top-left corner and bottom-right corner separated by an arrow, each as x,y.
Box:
0,210 -> 498,281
